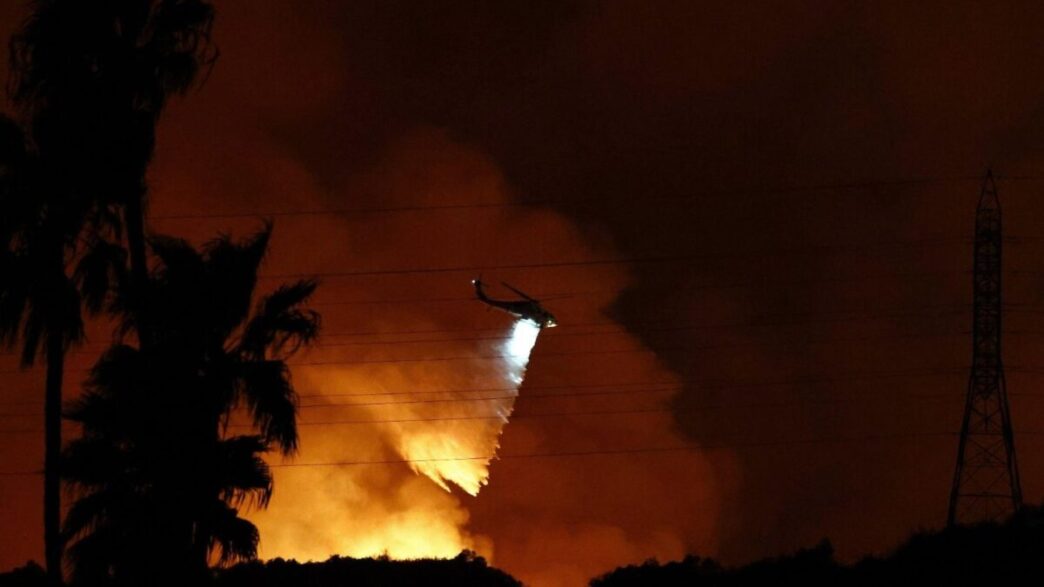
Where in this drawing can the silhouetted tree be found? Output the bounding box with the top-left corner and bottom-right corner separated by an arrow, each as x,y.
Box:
10,0 -> 218,343
61,226 -> 319,586
4,2 -> 216,580
0,109 -> 92,587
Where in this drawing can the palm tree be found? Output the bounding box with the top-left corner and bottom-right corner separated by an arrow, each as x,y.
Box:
10,0 -> 218,345
5,2 -> 216,580
0,112 -> 92,587
62,225 -> 320,585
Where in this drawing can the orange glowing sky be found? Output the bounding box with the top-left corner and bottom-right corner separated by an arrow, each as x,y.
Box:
6,2 -> 1044,586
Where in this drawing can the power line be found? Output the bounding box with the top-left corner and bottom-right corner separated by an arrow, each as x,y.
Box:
7,370 -> 1044,431
0,387 -> 678,415
260,236 -> 969,280
0,470 -> 39,477
12,366 -> 1044,414
284,332 -> 970,368
0,355 -> 965,407
0,370 -> 960,415
0,381 -> 675,405
149,176 -> 981,222
238,369 -> 971,427
305,380 -> 679,399
225,407 -> 675,427
0,312 -> 972,374
297,387 -> 677,408
0,359 -> 977,405
303,267 -> 972,309
13,427 -> 1044,477
299,320 -> 911,343
298,387 -> 963,410
0,430 -> 962,477
309,291 -> 586,306
7,363 -> 1034,410
0,294 -> 977,360
312,325 -> 970,348
267,431 -> 962,469
312,303 -> 970,339
0,368 -> 973,429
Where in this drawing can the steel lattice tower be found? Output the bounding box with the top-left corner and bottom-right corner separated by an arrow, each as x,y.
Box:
947,170 -> 1022,526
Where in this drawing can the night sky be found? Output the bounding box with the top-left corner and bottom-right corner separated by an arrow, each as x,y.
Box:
5,2 -> 1044,586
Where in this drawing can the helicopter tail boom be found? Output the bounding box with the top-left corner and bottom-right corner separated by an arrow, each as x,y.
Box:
472,278 -> 490,302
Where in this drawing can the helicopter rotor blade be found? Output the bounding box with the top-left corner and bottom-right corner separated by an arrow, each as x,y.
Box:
501,281 -> 537,301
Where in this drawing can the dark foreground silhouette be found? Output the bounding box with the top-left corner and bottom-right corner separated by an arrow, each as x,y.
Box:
4,509 -> 1044,586
0,562 -> 45,587
0,551 -> 519,587
216,551 -> 520,587
592,506 -> 1044,586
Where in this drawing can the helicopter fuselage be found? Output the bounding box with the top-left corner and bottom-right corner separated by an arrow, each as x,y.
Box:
473,280 -> 557,328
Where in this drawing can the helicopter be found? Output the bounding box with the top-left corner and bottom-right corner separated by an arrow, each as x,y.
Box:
472,278 -> 557,328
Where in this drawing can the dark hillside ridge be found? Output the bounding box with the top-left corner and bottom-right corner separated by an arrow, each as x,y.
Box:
591,505 -> 1044,586
217,551 -> 521,587
0,551 -> 520,587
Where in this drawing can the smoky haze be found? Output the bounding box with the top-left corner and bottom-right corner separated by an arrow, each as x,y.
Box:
5,2 -> 1044,586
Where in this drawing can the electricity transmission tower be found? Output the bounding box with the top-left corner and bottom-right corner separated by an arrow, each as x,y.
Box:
947,170 -> 1022,526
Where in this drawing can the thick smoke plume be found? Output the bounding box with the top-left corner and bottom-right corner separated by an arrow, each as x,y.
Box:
218,129 -> 720,586
0,4 -> 728,584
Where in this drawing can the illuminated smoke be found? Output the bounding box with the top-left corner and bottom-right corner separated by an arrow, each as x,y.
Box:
398,318 -> 542,495
198,128 -> 717,582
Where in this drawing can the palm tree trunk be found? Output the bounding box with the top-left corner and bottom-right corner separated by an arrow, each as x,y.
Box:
125,192 -> 151,348
44,331 -> 64,586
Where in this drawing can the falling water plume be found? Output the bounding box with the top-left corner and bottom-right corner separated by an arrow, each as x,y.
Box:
503,318 -> 542,386
398,318 -> 542,495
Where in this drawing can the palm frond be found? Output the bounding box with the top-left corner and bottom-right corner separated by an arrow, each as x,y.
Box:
148,234 -> 200,278
239,279 -> 320,358
25,265 -> 86,360
215,435 -> 273,509
61,436 -> 134,488
64,527 -> 116,586
203,224 -> 271,337
0,115 -> 30,229
235,359 -> 298,454
147,0 -> 218,96
74,237 -> 127,315
61,487 -> 132,545
2,242 -> 85,365
80,344 -> 144,403
205,502 -> 260,566
0,250 -> 30,348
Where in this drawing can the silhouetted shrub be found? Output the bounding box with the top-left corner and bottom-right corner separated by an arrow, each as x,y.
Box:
216,550 -> 521,587
0,562 -> 45,587
590,506 -> 1044,586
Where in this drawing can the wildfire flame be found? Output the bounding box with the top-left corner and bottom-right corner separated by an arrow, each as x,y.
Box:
249,318 -> 542,562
